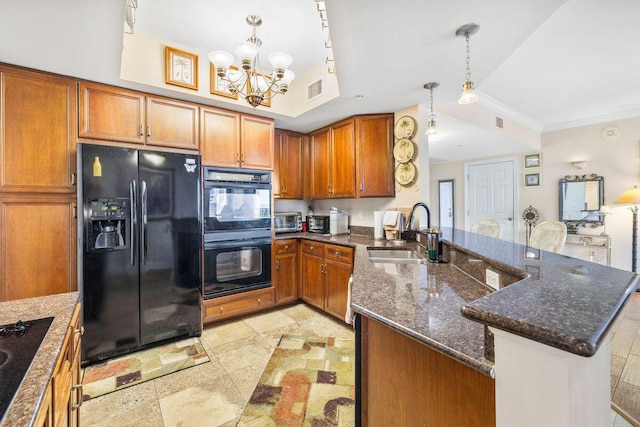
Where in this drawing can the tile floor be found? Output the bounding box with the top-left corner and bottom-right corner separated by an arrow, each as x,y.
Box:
80,300 -> 638,427
80,303 -> 354,427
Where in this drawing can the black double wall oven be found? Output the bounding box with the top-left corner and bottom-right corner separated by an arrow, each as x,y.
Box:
203,167 -> 272,299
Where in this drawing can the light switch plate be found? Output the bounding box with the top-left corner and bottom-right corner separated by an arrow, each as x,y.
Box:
486,269 -> 500,290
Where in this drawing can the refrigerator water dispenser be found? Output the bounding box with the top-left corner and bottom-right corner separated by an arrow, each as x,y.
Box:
87,198 -> 129,251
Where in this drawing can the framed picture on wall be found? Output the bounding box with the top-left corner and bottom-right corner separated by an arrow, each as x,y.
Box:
210,63 -> 239,99
524,153 -> 541,168
524,172 -> 541,187
165,46 -> 198,90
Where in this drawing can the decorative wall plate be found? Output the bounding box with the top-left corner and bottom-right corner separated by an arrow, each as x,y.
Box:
393,138 -> 415,163
393,116 -> 416,139
394,161 -> 416,186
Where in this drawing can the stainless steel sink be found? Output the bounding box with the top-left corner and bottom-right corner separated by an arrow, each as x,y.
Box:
367,249 -> 424,264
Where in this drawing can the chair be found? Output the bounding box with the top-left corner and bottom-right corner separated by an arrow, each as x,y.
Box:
470,218 -> 502,238
529,221 -> 567,253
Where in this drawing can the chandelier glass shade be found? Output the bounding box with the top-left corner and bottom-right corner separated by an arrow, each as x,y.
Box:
208,15 -> 295,108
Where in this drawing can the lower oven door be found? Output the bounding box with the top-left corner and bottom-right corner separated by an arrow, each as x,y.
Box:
204,237 -> 272,299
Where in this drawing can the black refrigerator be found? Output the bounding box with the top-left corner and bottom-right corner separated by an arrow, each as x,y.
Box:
78,143 -> 202,366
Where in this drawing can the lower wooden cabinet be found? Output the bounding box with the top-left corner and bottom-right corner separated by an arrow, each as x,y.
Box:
0,196 -> 77,302
274,240 -> 298,305
203,287 -> 275,324
35,303 -> 82,427
300,240 -> 354,321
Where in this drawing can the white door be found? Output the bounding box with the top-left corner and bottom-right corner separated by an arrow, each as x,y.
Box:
466,158 -> 518,241
438,180 -> 454,229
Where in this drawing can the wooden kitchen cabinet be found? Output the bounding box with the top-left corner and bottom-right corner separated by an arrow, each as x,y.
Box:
78,82 -> 199,150
0,196 -> 77,302
355,114 -> 394,197
0,65 -> 77,194
274,239 -> 299,305
273,129 -> 304,199
300,240 -> 354,320
308,115 -> 393,199
324,244 -> 354,319
203,287 -> 275,324
200,107 -> 274,170
35,304 -> 82,427
308,120 -> 356,199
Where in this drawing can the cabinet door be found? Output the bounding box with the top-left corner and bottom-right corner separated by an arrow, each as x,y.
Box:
275,251 -> 298,305
274,130 -> 304,199
301,252 -> 325,310
325,259 -> 353,321
356,114 -> 394,197
241,115 -> 274,170
330,118 -> 356,198
0,197 -> 76,301
78,82 -> 145,144
273,129 -> 283,197
146,96 -> 199,150
200,107 -> 241,167
309,127 -> 331,199
0,66 -> 76,193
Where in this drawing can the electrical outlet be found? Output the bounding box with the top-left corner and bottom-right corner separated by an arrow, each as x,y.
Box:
486,269 -> 500,290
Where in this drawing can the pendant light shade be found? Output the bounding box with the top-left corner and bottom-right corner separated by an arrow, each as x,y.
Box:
456,23 -> 480,105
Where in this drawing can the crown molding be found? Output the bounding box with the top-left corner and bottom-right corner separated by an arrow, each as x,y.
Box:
475,90 -> 544,133
542,108 -> 640,133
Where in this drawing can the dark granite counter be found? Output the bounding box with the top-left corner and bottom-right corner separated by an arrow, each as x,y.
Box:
276,228 -> 639,377
0,292 -> 80,427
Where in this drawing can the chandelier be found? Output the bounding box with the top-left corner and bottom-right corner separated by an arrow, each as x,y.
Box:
208,15 -> 295,108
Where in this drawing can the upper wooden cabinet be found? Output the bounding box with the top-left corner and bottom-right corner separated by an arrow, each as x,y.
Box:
274,129 -> 304,199
78,82 -> 199,150
0,66 -> 77,193
307,114 -> 394,200
355,114 -> 394,197
308,119 -> 357,199
200,107 -> 274,170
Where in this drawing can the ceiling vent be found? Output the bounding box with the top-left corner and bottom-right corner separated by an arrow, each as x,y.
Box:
307,79 -> 323,102
496,116 -> 504,129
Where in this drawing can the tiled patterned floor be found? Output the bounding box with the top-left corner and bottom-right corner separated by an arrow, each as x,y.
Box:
80,300 -> 638,427
80,303 -> 354,427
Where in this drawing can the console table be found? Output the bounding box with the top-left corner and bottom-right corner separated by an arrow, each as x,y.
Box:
564,234 -> 612,266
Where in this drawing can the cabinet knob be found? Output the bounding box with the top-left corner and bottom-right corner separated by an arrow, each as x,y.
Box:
147,125 -> 151,137
140,124 -> 144,137
257,298 -> 262,303
75,326 -> 84,335
275,259 -> 280,270
335,251 -> 340,256
309,246 -> 314,250
220,307 -> 224,312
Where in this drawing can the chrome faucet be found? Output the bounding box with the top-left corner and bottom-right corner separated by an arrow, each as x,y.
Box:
407,202 -> 431,230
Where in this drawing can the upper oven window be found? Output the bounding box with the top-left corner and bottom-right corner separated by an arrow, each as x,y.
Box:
204,185 -> 271,232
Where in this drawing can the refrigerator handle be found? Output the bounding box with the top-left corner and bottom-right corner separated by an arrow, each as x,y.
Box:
130,180 -> 137,266
141,180 -> 148,265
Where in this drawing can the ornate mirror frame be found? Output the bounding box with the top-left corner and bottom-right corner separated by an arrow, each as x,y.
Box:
558,174 -> 604,233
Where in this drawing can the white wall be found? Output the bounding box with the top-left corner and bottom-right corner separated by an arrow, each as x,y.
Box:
430,116 -> 640,271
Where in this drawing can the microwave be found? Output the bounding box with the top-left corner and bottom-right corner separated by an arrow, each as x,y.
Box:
306,215 -> 330,234
274,212 -> 302,234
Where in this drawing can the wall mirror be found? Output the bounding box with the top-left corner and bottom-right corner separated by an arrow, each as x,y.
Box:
558,174 -> 604,233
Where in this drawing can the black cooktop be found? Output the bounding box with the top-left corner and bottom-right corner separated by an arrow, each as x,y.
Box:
0,317 -> 53,420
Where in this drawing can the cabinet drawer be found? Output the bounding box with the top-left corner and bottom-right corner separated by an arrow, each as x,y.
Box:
301,240 -> 325,256
203,287 -> 275,323
275,240 -> 297,255
325,244 -> 354,264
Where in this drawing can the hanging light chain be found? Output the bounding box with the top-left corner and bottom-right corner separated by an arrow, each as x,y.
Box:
464,33 -> 472,82
429,86 -> 436,120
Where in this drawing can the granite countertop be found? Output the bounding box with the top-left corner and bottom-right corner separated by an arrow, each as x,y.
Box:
276,228 -> 640,377
0,292 -> 80,427
276,231 -> 496,376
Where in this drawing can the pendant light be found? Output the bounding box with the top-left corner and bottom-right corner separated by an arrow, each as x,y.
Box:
424,82 -> 439,136
456,23 -> 480,105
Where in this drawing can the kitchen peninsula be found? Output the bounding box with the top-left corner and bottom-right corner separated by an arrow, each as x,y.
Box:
0,292 -> 80,427
277,228 -> 639,426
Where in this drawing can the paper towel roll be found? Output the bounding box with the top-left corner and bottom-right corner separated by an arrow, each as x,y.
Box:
374,210 -> 384,239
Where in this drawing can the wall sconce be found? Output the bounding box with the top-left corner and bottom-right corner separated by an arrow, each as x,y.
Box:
570,160 -> 590,169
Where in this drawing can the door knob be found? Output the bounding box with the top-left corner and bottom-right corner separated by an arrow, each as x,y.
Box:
507,217 -> 513,221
